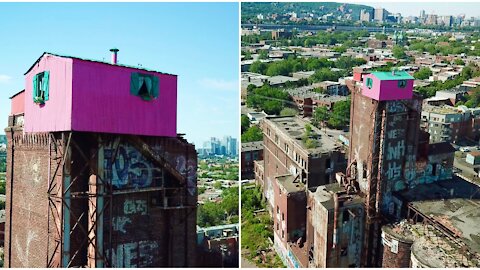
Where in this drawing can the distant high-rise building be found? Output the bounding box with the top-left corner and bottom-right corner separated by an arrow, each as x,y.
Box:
360,9 -> 372,22
420,10 -> 425,19
442,15 -> 453,27
426,14 -> 438,25
374,7 -> 387,22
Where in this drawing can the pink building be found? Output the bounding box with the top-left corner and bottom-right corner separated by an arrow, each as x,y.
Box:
23,52 -> 177,136
361,71 -> 414,101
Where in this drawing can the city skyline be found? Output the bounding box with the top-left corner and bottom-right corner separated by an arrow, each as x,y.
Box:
0,2 -> 239,147
348,1 -> 480,18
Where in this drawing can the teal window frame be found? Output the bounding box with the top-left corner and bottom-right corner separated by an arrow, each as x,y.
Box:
33,71 -> 50,104
366,78 -> 373,89
130,72 -> 159,101
398,80 -> 407,88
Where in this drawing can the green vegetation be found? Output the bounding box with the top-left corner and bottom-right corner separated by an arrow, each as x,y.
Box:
242,50 -> 253,60
249,56 -> 366,78
241,186 -> 285,268
241,114 -> 251,134
461,86 -> 480,108
279,107 -> 298,116
302,124 -> 319,149
246,84 -> 290,115
392,45 -> 407,59
242,125 -> 263,143
197,187 -> 239,227
198,157 -> 238,181
375,33 -> 388,40
312,106 -> 329,127
408,37 -> 479,56
413,67 -> 433,80
416,64 -> 480,98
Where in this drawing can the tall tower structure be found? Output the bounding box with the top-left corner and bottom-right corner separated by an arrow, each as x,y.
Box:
5,52 -> 198,267
347,71 -> 422,266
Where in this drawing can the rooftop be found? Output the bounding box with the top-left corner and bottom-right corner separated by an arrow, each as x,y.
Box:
398,177 -> 480,255
276,174 -> 305,193
423,104 -> 462,115
241,141 -> 264,152
310,183 -> 364,210
371,71 -> 414,81
266,116 -> 342,155
27,52 -> 176,76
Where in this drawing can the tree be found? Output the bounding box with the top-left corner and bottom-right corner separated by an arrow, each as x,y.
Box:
221,187 -> 239,219
312,106 -> 330,127
197,201 -> 225,227
328,99 -> 351,129
375,33 -> 387,40
249,61 -> 268,74
258,50 -> 269,60
413,67 -> 433,80
213,181 -> 223,190
280,107 -> 297,116
454,59 -> 466,66
241,114 -> 251,134
241,125 -> 263,143
392,46 -> 407,59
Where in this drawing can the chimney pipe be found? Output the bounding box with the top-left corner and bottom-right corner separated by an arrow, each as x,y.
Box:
109,48 -> 119,64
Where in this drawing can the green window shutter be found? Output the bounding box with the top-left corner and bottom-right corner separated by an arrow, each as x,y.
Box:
130,72 -> 140,95
43,71 -> 50,101
366,78 -> 373,89
152,76 -> 159,99
33,74 -> 38,102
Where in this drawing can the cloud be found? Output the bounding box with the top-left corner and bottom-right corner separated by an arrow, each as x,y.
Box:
0,74 -> 12,84
198,78 -> 238,91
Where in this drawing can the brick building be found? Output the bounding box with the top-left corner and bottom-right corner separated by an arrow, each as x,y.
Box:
4,51 -> 198,267
241,141 -> 263,180
258,116 -> 346,266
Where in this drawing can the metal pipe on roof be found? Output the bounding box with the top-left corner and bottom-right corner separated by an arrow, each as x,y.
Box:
110,48 -> 119,64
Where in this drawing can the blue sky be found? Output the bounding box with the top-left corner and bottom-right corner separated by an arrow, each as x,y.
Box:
0,2 -> 239,146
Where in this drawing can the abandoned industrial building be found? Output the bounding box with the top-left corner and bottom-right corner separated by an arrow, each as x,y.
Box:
255,70 -> 480,267
4,51 -> 198,267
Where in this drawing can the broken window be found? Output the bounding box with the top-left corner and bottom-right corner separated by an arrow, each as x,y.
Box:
33,71 -> 50,104
130,72 -> 159,101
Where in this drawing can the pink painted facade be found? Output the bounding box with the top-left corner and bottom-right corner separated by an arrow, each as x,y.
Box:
24,54 -> 73,132
24,53 -> 177,136
361,73 -> 413,101
10,91 -> 26,115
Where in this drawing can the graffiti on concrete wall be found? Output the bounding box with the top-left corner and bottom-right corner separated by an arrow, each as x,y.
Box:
104,144 -> 157,189
108,240 -> 159,267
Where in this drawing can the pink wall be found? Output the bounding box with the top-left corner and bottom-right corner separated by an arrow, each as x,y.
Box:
10,91 -> 25,115
71,59 -> 177,136
361,74 -> 413,101
24,55 -> 73,132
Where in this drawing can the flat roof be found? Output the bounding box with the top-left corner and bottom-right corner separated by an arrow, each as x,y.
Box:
241,141 -> 264,152
276,174 -> 305,193
371,71 -> 414,81
266,116 -> 341,154
398,178 -> 480,254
